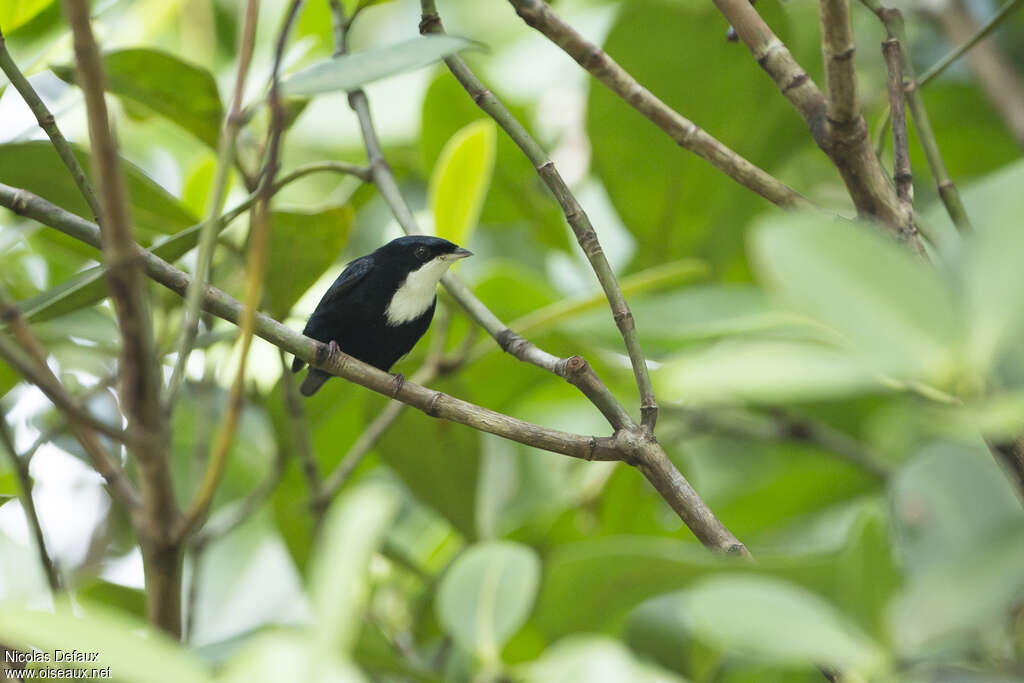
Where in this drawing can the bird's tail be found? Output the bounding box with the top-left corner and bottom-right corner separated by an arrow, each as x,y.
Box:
300,369 -> 330,396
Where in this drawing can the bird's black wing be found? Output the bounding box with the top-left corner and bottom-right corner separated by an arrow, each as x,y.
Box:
291,256 -> 373,373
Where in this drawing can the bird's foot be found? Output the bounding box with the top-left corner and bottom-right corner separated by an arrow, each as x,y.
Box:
327,340 -> 342,359
391,372 -> 405,398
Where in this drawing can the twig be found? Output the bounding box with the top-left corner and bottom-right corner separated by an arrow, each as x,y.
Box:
0,286 -> 140,508
0,183 -> 751,554
0,28 -> 102,222
0,419 -> 60,591
819,0 -> 859,126
63,0 -> 179,635
712,0 -> 924,252
166,0 -> 261,410
860,0 -> 973,231
177,0 -> 305,543
882,39 -> 913,203
18,375 -> 119,466
504,0 -> 810,211
420,0 -> 658,430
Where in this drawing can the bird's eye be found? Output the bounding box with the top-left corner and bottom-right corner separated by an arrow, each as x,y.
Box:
414,246 -> 428,260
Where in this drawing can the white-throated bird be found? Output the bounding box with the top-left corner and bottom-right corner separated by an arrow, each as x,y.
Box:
291,235 -> 472,396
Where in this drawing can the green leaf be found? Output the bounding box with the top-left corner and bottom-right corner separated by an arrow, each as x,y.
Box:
0,600 -> 211,683
672,575 -> 884,672
0,141 -> 198,250
429,119 -> 496,247
283,35 -> 474,96
310,482 -> 398,653
0,356 -> 17,398
435,540 -> 540,662
655,339 -> 885,405
76,580 -> 146,620
0,0 -> 54,32
751,213 -> 960,383
53,49 -> 223,148
264,207 -> 353,319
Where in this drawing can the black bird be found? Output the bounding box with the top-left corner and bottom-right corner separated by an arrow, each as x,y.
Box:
292,235 -> 472,396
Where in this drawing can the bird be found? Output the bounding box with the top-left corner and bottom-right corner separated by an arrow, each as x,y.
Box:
291,235 -> 472,396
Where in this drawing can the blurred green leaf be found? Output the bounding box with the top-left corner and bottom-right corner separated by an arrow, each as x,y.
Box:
53,49 -> 224,148
265,206 -> 353,319
283,35 -> 474,96
523,635 -> 688,683
77,580 -> 146,620
310,482 -> 398,653
751,213 -> 960,382
890,525 -> 1024,659
655,339 -> 885,405
436,540 -> 540,662
429,119 -> 495,247
588,0 -> 813,271
0,600 -> 211,683
956,160 -> 1024,373
0,357 -> 17,398
0,0 -> 54,32
0,142 -> 198,249
673,575 -> 884,672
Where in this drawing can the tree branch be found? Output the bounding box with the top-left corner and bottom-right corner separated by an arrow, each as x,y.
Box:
820,0 -> 859,127
505,0 -> 811,212
712,0 -> 924,252
420,0 -> 657,430
166,0 -> 261,409
0,183 -> 752,553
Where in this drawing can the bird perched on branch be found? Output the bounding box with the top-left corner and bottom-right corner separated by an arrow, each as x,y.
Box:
292,235 -> 472,396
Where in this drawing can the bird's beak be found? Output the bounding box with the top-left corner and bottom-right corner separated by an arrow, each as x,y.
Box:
450,247 -> 473,260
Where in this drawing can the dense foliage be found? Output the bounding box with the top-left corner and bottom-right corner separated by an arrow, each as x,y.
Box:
1,0 -> 1023,681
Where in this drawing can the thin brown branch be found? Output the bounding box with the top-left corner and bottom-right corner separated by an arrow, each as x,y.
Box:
166,0 -> 261,409
0,183 -> 753,554
0,419 -> 60,591
420,0 -> 655,430
0,28 -> 101,222
177,0 -> 303,544
882,38 -> 913,203
62,0 -> 179,636
711,0 -> 924,252
506,0 -> 811,211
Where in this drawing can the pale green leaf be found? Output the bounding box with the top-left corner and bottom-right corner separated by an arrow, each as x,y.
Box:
751,213 -> 960,382
309,482 -> 398,653
283,35 -> 474,96
674,575 -> 885,671
0,0 -> 54,32
429,119 -> 496,247
435,540 -> 540,662
0,600 -> 211,683
524,636 -> 688,683
655,339 -> 886,405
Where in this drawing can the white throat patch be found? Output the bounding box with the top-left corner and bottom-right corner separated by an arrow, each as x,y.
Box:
385,255 -> 453,326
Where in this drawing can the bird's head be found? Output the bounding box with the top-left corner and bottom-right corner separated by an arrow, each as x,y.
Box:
378,236 -> 472,325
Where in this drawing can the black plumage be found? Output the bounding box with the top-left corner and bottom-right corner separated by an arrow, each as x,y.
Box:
292,235 -> 471,396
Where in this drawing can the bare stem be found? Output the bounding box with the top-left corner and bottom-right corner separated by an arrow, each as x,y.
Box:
420,0 -> 656,430
820,0 -> 859,126
506,0 -> 810,211
166,0 -> 261,410
882,39 -> 913,203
